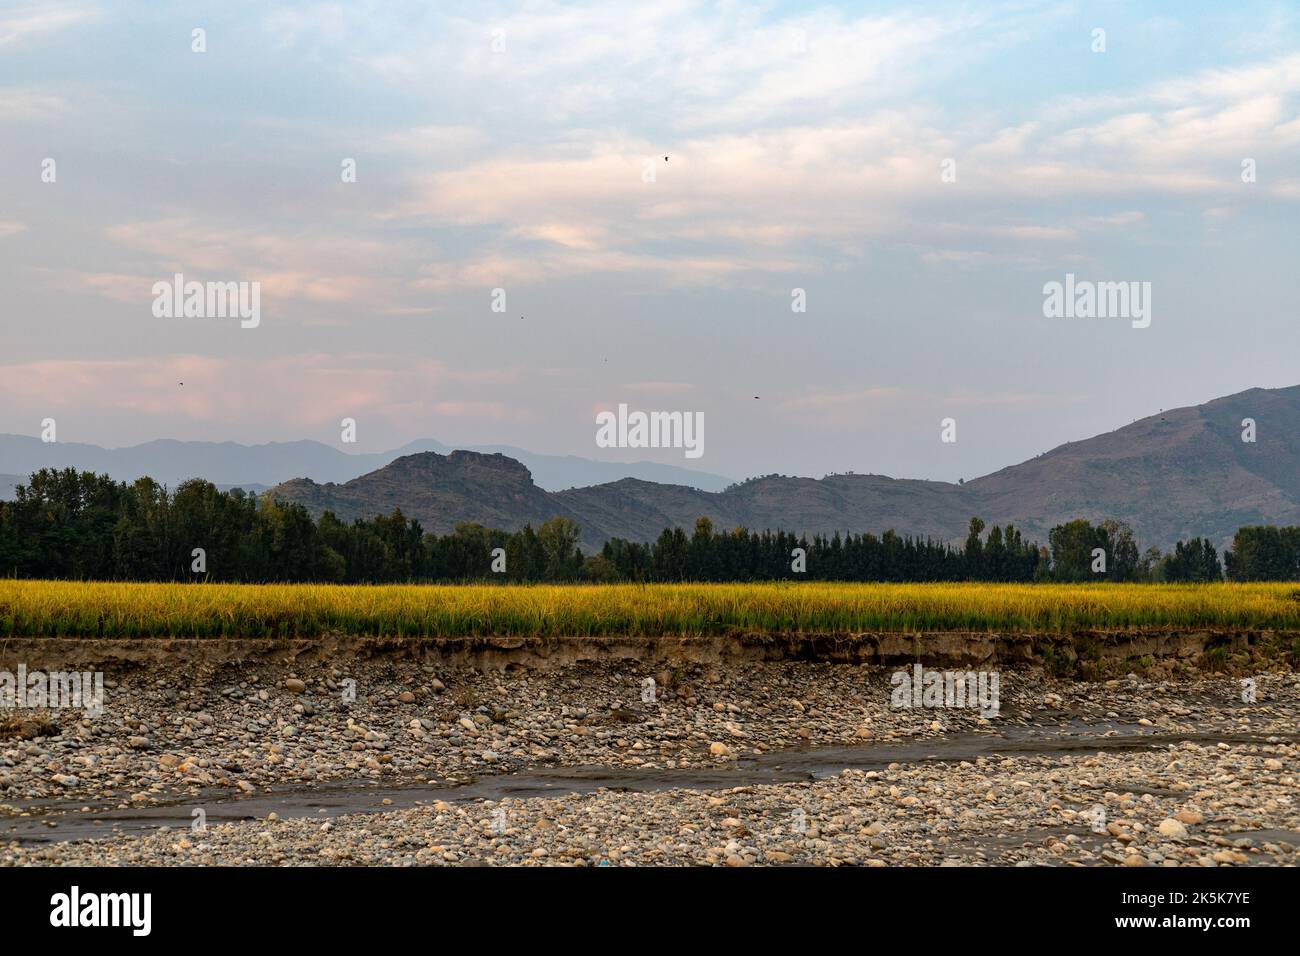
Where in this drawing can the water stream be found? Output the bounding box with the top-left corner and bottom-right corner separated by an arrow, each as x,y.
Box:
4,721 -> 1295,846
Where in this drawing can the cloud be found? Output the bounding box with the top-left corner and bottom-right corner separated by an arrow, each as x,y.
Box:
0,88 -> 69,120
375,125 -> 492,157
1087,211 -> 1146,226
0,3 -> 97,48
775,386 -> 914,431
1,0 -> 1296,484
67,271 -> 151,303
274,2 -> 981,133
621,382 -> 697,394
0,354 -> 532,429
367,47 -> 1299,281
46,9 -> 1300,303
95,220 -> 414,313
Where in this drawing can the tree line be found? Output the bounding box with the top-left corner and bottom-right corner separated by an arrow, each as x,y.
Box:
1,469 -> 1296,583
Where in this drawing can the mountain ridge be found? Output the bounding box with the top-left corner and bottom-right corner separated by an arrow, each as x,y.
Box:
266,385 -> 1300,553
7,385 -> 1296,553
0,434 -> 734,493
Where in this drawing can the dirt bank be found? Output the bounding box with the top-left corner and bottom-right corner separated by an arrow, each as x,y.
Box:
2,627 -> 1296,675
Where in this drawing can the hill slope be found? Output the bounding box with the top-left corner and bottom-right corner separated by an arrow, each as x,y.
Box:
267,384 -> 1300,553
967,385 -> 1300,548
0,435 -> 733,493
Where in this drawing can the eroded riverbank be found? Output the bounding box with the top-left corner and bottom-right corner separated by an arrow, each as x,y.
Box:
2,640 -> 1297,865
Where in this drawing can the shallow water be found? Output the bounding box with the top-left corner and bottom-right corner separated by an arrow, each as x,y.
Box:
4,721 -> 1294,846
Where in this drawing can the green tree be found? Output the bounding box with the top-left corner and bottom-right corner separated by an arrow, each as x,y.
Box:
1048,519 -> 1106,581
537,517 -> 582,580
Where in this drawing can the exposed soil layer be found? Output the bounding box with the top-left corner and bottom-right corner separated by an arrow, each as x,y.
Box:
2,627 -> 1296,674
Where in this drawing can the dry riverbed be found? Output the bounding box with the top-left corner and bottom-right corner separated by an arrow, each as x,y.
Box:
2,656 -> 1297,866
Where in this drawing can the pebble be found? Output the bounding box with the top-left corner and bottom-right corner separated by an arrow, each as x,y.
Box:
3,662 -> 1296,868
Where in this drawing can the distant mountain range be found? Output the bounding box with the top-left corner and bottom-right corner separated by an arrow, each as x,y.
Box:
266,385 -> 1300,553
6,385 -> 1297,553
0,436 -> 734,495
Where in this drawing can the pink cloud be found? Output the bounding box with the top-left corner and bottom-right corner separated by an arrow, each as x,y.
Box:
0,354 -> 531,432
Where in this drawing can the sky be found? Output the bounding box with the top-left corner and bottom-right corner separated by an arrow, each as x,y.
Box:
2,0 -> 1298,484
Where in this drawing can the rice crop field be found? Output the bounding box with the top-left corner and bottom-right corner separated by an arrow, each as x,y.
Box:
2,580 -> 1299,639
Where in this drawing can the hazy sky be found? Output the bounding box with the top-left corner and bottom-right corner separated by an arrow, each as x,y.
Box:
2,1 -> 1298,483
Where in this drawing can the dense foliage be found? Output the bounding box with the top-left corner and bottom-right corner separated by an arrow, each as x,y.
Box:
1223,526 -> 1300,581
0,469 -> 1292,583
598,516 -> 1041,582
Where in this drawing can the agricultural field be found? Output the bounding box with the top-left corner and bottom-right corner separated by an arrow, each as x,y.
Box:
3,579 -> 1299,638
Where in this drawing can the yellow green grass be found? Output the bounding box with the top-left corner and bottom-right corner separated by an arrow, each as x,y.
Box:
2,580 -> 1299,638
